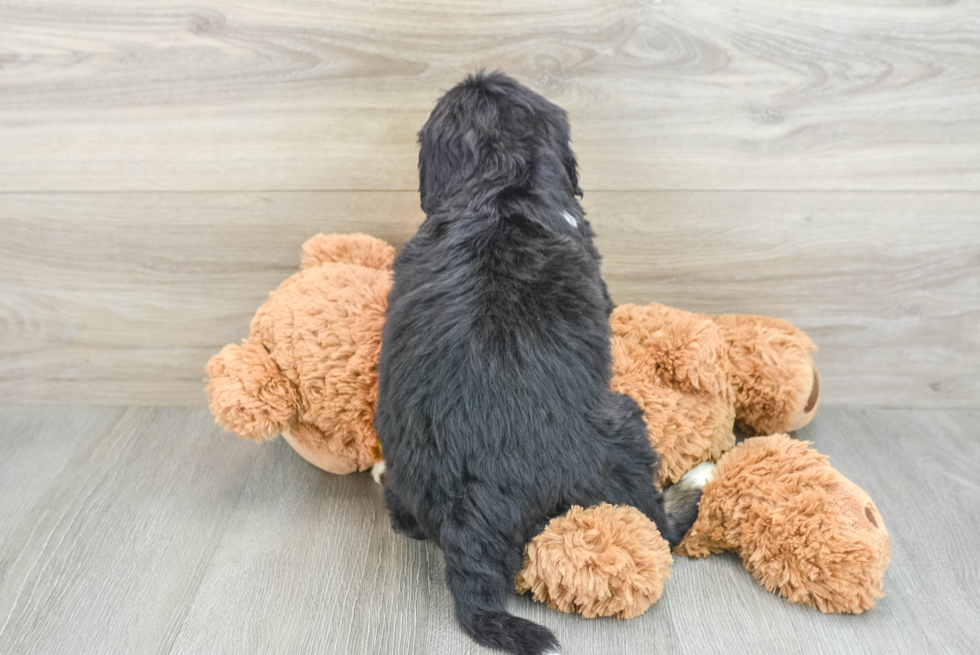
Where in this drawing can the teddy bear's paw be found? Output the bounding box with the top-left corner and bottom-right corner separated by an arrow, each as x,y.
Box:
780,366 -> 820,433
516,504 -> 672,619
752,481 -> 890,614
205,340 -> 298,442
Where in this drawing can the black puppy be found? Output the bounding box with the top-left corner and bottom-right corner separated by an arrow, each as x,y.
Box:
375,72 -> 704,655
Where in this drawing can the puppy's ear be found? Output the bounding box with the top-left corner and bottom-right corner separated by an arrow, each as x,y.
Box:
418,121 -> 481,215
561,142 -> 583,198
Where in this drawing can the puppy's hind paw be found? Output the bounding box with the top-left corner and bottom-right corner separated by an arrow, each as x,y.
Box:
679,461 -> 716,489
371,460 -> 386,485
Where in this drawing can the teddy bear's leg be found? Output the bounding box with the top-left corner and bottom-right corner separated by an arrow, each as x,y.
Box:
300,233 -> 395,271
714,314 -> 820,435
515,504 -> 673,619
676,434 -> 890,614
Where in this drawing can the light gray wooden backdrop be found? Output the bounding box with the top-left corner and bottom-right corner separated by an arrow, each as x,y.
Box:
1,0 -> 978,407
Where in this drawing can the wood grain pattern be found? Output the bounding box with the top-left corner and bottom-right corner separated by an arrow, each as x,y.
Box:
1,1 -> 978,406
1,0 -> 979,191
1,191 -> 977,407
0,406 -> 977,654
0,407 -> 260,654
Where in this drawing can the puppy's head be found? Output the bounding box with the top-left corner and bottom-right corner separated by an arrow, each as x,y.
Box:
418,71 -> 582,219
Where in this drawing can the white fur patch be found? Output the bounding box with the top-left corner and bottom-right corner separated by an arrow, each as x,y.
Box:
371,460 -> 386,485
561,210 -> 578,227
679,461 -> 717,488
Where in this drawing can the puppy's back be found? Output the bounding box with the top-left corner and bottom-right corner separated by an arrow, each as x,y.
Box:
376,72 -> 617,655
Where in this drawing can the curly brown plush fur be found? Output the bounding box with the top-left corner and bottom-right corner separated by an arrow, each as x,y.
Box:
207,234 -> 876,621
610,303 -> 737,486
516,434 -> 891,618
675,434 -> 890,613
515,503 -> 673,619
206,234 -> 392,474
206,338 -> 299,441
300,232 -> 395,271
207,236 -> 821,484
715,314 -> 819,435
609,304 -> 820,487
205,236 -> 831,538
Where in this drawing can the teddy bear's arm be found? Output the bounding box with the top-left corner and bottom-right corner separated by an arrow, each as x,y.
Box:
205,338 -> 298,442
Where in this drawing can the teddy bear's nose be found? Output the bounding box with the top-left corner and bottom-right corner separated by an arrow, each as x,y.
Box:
864,505 -> 878,528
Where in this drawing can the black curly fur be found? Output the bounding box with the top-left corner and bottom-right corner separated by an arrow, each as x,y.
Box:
375,71 -> 701,655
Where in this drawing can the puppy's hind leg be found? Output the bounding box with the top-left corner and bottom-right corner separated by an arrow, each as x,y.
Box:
442,504 -> 560,655
664,461 -> 716,546
371,460 -> 386,485
384,486 -> 427,541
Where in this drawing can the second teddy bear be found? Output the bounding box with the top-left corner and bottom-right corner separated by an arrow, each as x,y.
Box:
519,434 -> 890,617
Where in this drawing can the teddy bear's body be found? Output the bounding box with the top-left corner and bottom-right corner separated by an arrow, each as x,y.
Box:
207,233 -> 887,620
611,302 -> 820,485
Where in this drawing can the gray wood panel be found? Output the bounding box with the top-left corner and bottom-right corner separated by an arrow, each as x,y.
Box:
1,0 -> 979,192
0,407 -> 260,655
0,406 -> 978,653
1,191 -> 977,407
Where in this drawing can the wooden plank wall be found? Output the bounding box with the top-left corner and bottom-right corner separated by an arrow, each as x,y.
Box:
1,0 -> 978,407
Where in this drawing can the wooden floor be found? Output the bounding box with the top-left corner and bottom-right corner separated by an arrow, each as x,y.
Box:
0,406 -> 977,654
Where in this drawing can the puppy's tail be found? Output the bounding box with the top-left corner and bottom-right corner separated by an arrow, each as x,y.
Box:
663,461 -> 716,547
442,522 -> 560,655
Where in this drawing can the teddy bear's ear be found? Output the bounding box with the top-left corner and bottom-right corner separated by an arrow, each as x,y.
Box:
205,339 -> 298,442
300,233 -> 395,271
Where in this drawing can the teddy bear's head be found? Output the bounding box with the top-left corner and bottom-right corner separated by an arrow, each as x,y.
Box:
206,234 -> 394,474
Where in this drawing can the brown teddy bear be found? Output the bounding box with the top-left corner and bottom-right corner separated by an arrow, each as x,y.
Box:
517,435 -> 890,618
206,233 -> 889,619
207,233 -> 393,475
